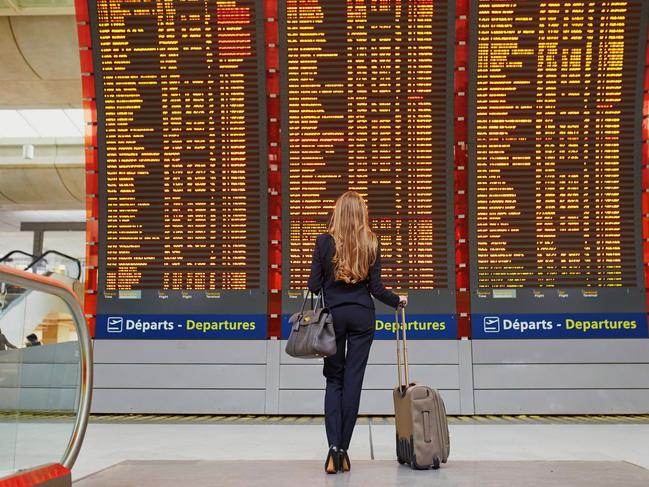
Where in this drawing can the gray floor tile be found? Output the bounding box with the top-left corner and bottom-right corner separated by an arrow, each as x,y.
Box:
73,460 -> 649,487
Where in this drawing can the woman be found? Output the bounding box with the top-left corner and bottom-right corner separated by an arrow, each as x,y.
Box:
308,191 -> 407,474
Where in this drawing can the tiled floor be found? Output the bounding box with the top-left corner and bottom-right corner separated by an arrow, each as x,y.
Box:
69,420 -> 649,485
74,460 -> 649,487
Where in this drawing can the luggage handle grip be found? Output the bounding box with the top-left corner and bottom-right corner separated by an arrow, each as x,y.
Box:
395,306 -> 409,392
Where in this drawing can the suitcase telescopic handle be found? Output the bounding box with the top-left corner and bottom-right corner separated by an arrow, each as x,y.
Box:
395,306 -> 409,392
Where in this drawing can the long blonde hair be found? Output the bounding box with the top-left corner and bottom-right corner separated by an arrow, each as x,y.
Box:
328,191 -> 378,283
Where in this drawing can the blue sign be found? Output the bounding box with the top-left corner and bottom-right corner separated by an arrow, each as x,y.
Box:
472,313 -> 649,339
96,314 -> 267,339
281,313 -> 457,340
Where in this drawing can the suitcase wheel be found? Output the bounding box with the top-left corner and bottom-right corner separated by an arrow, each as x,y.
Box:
411,455 -> 426,470
409,436 -> 439,470
396,434 -> 408,465
411,455 -> 437,471
396,441 -> 406,464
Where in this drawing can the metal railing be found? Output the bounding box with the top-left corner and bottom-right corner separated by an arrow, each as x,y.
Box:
0,250 -> 37,265
25,251 -> 83,281
0,250 -> 83,281
0,264 -> 92,475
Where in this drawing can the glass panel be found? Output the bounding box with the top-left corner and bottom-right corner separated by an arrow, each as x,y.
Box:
42,232 -> 86,282
0,279 -> 27,477
12,289 -> 80,471
30,257 -> 81,283
0,253 -> 33,272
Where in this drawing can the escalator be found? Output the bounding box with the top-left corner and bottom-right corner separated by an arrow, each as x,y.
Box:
0,252 -> 36,315
0,251 -> 83,349
0,264 -> 92,487
0,250 -> 82,285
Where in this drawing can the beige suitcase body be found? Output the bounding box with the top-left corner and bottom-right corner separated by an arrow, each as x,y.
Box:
393,308 -> 450,469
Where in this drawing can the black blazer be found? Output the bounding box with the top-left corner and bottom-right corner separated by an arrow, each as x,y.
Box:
307,233 -> 400,310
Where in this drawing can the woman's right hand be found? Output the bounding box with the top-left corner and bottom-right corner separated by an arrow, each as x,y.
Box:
398,295 -> 408,308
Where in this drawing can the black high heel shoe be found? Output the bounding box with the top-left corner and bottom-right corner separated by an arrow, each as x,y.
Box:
324,446 -> 340,474
339,450 -> 351,472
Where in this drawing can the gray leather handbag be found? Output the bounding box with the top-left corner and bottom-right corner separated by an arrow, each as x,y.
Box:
285,292 -> 336,359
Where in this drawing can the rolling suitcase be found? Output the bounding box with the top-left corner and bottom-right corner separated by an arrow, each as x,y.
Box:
393,307 -> 450,469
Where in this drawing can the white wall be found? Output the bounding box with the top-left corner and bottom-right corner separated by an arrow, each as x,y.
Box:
0,232 -> 33,259
43,231 -> 85,260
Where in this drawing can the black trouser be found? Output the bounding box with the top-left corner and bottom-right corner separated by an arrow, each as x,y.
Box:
323,304 -> 375,450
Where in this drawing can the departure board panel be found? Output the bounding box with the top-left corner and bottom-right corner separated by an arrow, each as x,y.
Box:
468,0 -> 649,338
90,0 -> 268,338
279,0 -> 456,331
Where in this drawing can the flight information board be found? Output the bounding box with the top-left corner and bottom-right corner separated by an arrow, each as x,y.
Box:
280,0 -> 457,339
468,0 -> 649,338
90,0 -> 268,339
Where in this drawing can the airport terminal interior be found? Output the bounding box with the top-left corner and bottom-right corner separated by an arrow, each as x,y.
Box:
1,0 -> 649,485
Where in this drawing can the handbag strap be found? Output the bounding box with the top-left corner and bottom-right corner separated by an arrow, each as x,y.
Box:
299,291 -> 311,314
299,289 -> 326,314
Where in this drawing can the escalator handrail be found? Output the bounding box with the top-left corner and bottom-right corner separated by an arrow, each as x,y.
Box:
0,264 -> 93,471
24,250 -> 82,281
0,250 -> 37,266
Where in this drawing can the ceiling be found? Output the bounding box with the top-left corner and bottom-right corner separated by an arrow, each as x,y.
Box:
0,0 -> 74,17
0,9 -> 85,229
0,15 -> 81,107
0,109 -> 85,216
